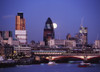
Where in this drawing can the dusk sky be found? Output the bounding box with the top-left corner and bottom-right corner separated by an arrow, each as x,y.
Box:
0,0 -> 100,43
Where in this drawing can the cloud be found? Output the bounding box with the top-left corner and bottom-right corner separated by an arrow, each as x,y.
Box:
2,15 -> 14,19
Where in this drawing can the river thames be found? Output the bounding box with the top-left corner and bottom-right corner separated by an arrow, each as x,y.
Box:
0,63 -> 100,72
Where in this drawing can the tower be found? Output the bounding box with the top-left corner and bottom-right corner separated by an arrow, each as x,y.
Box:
43,17 -> 55,46
66,33 -> 71,40
16,13 -> 25,30
79,25 -> 88,45
15,13 -> 27,44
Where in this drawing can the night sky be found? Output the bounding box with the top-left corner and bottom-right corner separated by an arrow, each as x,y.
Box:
0,0 -> 100,43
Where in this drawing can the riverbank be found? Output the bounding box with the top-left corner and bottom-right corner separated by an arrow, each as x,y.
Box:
0,57 -> 100,68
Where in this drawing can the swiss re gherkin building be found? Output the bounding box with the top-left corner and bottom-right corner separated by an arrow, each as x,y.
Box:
43,17 -> 55,46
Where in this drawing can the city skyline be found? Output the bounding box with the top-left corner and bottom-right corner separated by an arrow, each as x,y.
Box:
0,0 -> 100,43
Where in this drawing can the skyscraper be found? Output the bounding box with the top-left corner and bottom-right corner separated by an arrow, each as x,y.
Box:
15,13 -> 27,44
79,25 -> 88,45
43,17 -> 55,46
15,13 -> 25,30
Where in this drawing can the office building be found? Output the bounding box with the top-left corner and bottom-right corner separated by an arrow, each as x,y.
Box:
0,31 -> 19,45
14,45 -> 31,57
48,39 -> 76,48
0,31 -> 12,45
15,13 -> 27,44
43,17 -> 55,46
39,41 -> 45,46
48,39 -> 65,48
95,40 -> 100,48
0,44 -> 14,59
65,40 -> 76,48
79,25 -> 88,45
0,31 -> 12,39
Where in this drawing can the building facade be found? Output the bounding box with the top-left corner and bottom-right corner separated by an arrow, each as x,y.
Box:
0,31 -> 12,45
0,31 -> 19,45
48,39 -> 65,48
0,44 -> 14,59
48,39 -> 76,48
78,25 -> 88,45
0,44 -> 5,58
15,13 -> 27,44
0,31 -> 12,39
43,17 -> 55,46
14,45 -> 31,57
95,40 -> 100,48
39,41 -> 45,46
65,40 -> 76,48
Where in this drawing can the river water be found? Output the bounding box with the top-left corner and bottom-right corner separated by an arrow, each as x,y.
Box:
0,63 -> 100,72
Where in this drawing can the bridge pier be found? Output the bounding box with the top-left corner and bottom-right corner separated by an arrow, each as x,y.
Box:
83,55 -> 88,62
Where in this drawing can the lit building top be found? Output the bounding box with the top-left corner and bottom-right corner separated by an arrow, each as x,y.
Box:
15,12 -> 26,30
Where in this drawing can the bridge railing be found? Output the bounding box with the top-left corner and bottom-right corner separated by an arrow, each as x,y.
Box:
32,50 -> 100,56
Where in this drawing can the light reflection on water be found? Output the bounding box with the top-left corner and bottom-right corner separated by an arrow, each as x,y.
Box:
0,63 -> 100,72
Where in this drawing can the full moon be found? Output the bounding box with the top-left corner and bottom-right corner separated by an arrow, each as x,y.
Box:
53,23 -> 57,29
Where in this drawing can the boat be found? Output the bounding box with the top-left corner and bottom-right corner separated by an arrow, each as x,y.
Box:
78,62 -> 91,67
48,61 -> 56,65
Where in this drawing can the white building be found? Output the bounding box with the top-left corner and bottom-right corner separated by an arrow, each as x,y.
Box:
95,40 -> 100,48
15,30 -> 27,44
48,39 -> 76,48
14,45 -> 31,57
65,40 -> 76,48
48,39 -> 65,48
39,41 -> 45,46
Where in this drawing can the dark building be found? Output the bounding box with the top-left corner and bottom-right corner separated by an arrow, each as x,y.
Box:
75,33 -> 80,43
66,33 -> 77,41
66,33 -> 71,40
0,44 -> 5,57
17,13 -> 23,19
4,44 -> 14,59
43,17 -> 55,46
0,31 -> 12,39
0,44 -> 14,59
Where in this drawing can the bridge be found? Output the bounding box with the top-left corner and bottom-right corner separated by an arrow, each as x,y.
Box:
32,50 -> 100,62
